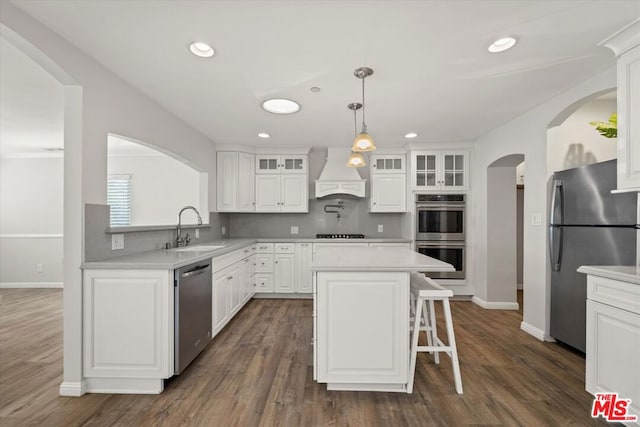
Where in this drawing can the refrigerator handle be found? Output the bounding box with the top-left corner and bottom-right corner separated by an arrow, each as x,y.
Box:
549,180 -> 564,271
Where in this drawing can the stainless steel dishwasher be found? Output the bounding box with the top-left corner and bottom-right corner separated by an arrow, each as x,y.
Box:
175,259 -> 212,374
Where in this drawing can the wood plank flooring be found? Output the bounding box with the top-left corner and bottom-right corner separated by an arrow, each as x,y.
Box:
0,289 -> 606,426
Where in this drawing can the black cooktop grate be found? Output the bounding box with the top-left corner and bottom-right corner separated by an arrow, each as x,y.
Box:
315,234 -> 365,239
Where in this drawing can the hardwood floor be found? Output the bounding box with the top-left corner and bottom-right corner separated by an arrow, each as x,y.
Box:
0,288 -> 605,426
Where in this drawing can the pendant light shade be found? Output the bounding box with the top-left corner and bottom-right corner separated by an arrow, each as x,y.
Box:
347,151 -> 366,167
347,102 -> 366,167
352,131 -> 376,152
351,67 -> 376,152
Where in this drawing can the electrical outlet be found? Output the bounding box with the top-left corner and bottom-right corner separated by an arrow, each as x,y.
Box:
378,224 -> 384,233
291,226 -> 299,235
195,229 -> 200,239
222,226 -> 226,235
112,234 -> 125,250
36,264 -> 43,273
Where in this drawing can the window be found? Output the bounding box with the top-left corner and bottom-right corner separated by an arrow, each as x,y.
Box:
107,175 -> 131,226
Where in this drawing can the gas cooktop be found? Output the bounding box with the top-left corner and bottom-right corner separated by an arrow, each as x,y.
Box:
315,234 -> 365,239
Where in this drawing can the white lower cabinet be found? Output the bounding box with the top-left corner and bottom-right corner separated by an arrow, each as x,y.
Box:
315,271 -> 409,390
254,243 -> 310,294
274,253 -> 295,293
82,269 -> 174,394
212,248 -> 256,337
212,268 -> 231,334
296,243 -> 313,293
585,274 -> 640,422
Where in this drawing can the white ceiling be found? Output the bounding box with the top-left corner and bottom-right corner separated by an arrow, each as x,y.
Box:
5,0 -> 640,151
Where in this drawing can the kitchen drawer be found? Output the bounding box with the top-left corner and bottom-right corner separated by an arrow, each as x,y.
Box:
212,249 -> 243,272
274,243 -> 295,253
587,275 -> 640,315
255,274 -> 274,292
255,254 -> 274,272
256,243 -> 274,253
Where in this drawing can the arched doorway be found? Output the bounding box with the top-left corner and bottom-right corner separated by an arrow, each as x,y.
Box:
481,154 -> 525,311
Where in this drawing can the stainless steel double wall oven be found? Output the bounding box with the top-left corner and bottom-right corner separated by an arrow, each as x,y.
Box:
415,194 -> 465,279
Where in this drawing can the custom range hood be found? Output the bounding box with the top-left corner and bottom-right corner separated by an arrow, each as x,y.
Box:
315,148 -> 366,198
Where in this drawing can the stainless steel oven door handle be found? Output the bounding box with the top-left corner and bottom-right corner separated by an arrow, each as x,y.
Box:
416,204 -> 465,211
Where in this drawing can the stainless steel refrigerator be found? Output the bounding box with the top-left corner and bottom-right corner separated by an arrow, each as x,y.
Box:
549,159 -> 637,352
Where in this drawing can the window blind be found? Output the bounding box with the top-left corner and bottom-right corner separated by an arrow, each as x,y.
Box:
107,175 -> 131,226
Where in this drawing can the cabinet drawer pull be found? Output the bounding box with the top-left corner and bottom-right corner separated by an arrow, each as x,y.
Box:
227,276 -> 233,280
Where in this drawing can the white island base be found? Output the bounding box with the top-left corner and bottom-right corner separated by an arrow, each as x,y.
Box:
311,247 -> 454,393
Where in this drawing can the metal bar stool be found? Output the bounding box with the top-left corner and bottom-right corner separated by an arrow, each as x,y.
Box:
408,272 -> 463,394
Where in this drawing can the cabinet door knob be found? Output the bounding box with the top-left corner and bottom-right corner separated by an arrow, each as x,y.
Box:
275,261 -> 279,264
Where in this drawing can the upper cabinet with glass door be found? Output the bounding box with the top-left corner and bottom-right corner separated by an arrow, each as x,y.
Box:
411,151 -> 469,190
256,155 -> 307,174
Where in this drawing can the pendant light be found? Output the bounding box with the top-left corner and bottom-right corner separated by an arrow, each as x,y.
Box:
351,67 -> 376,152
347,103 -> 366,167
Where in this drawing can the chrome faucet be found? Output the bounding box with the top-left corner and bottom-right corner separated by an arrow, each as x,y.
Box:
176,206 -> 203,247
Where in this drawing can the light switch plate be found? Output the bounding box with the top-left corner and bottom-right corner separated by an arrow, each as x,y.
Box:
221,226 -> 226,235
291,226 -> 299,235
195,229 -> 200,239
112,234 -> 125,250
531,213 -> 542,226
378,224 -> 384,233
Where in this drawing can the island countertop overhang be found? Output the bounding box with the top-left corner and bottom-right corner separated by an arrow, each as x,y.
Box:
311,247 -> 454,272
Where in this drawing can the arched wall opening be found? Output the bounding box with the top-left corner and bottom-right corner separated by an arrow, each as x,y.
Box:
478,154 -> 525,311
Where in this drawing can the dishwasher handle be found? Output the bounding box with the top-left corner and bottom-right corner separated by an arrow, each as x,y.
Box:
181,264 -> 210,279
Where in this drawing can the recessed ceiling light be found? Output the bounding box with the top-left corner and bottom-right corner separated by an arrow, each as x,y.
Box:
310,87 -> 321,93
488,37 -> 517,53
262,98 -> 301,114
405,132 -> 418,139
189,42 -> 215,58
258,133 -> 270,139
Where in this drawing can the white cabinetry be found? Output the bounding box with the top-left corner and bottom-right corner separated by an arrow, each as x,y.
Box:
255,155 -> 308,212
584,272 -> 640,421
212,248 -> 256,337
411,151 -> 469,190
601,20 -> 640,192
315,271 -> 409,391
216,151 -> 255,212
253,242 -> 312,295
82,269 -> 174,394
370,155 -> 406,213
296,243 -> 313,293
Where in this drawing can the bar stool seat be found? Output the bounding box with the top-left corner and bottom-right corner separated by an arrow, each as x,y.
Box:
408,272 -> 463,394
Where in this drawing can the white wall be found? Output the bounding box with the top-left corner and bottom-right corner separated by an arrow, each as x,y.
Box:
547,99 -> 617,174
0,157 -> 63,285
108,154 -> 204,226
1,2 -> 217,395
472,68 -> 616,340
486,166 -> 518,306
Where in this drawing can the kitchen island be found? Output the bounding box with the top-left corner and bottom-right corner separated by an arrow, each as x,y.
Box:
311,246 -> 454,393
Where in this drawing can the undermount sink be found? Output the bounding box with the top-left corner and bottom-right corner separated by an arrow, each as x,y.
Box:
172,245 -> 225,252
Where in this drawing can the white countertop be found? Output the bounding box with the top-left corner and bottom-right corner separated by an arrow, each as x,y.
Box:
311,247 -> 454,272
577,265 -> 640,285
82,237 -> 414,270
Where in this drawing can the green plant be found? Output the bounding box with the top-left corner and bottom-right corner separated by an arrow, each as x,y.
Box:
589,113 -> 617,138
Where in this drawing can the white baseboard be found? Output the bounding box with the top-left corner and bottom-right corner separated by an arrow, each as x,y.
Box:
59,380 -> 86,396
520,321 -> 555,342
0,282 -> 63,289
471,296 -> 519,310
85,377 -> 164,394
